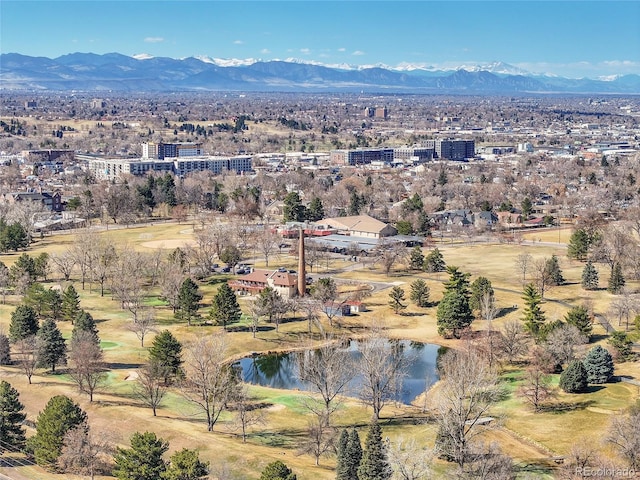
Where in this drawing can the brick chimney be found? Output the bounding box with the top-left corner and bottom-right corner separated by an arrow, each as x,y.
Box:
297,226 -> 306,297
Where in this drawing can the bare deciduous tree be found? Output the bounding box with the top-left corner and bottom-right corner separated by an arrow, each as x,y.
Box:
294,297 -> 322,334
51,250 -> 76,282
189,223 -> 229,277
256,227 -> 279,268
463,442 -> 514,480
358,330 -> 408,420
387,436 -> 435,480
479,291 -> 500,371
14,335 -> 39,384
181,333 -> 236,432
0,263 -> 9,303
544,324 -> 588,367
110,249 -> 147,321
605,405 -> 640,470
127,308 -> 157,347
374,240 -> 408,276
58,422 -> 114,480
296,337 -> 354,423
609,289 -> 640,330
144,248 -> 165,287
514,252 -> 533,286
227,385 -> 265,443
558,440 -> 628,480
496,320 -> 529,365
433,347 -> 501,469
518,366 -> 555,412
68,331 -> 107,402
133,361 -> 168,416
71,229 -> 99,290
296,414 -> 336,466
247,299 -> 262,338
159,259 -> 186,314
532,258 -> 553,299
89,238 -> 117,297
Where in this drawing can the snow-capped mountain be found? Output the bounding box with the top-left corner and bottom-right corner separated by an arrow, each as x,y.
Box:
1,52 -> 638,94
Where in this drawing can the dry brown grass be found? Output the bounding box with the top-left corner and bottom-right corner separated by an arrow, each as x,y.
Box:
1,224 -> 639,479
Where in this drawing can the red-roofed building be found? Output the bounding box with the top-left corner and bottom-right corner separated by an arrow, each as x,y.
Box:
228,269 -> 299,298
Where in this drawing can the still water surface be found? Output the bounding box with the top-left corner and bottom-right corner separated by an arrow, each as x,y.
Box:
234,340 -> 443,404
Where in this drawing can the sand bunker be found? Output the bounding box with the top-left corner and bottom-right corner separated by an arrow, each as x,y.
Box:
140,239 -> 196,249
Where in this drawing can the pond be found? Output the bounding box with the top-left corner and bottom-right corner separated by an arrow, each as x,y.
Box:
234,340 -> 444,405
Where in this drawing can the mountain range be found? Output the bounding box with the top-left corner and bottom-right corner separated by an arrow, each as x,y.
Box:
1,52 -> 639,94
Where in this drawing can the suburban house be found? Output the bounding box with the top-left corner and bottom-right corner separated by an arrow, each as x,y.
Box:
264,200 -> 285,221
228,269 -> 298,298
1,191 -> 63,212
475,211 -> 499,227
320,214 -> 397,238
322,302 -> 352,318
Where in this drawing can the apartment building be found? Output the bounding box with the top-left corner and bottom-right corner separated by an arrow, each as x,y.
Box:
88,155 -> 252,180
142,142 -> 204,159
330,148 -> 395,166
424,139 -> 475,161
394,146 -> 434,163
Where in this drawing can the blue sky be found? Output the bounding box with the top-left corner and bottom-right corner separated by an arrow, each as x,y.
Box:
1,1 -> 639,78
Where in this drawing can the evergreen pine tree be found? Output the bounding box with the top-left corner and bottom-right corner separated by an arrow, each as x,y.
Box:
208,283 -> 241,330
567,228 -> 590,261
409,246 -> 424,270
37,318 -> 67,373
0,380 -> 27,452
9,304 -> 39,342
307,197 -> 325,222
564,306 -> 593,338
424,248 -> 445,273
72,310 -> 100,344
24,283 -> 61,320
282,191 -> 306,223
559,360 -> 588,393
521,283 -> 546,341
259,460 -> 297,480
357,422 -> 392,480
0,333 -> 11,365
346,428 -> 362,480
175,278 -> 202,326
335,429 -> 350,480
436,266 -> 473,338
607,262 -> 625,294
409,279 -> 430,308
113,431 -> 168,480
27,395 -> 87,470
581,261 -> 599,290
608,331 -> 634,361
469,276 -> 494,313
545,254 -> 565,286
61,284 -> 81,323
388,286 -> 407,314
162,448 -> 209,480
336,428 -> 362,480
149,330 -> 183,385
583,345 -> 614,384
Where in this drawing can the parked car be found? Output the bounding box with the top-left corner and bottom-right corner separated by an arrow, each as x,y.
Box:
221,266 -> 231,273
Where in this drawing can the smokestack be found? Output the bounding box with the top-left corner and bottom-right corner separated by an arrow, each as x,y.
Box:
297,226 -> 306,297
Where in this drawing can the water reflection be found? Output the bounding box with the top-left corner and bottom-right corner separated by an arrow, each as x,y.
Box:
234,340 -> 442,404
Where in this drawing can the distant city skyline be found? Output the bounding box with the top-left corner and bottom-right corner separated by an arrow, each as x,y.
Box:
1,1 -> 639,79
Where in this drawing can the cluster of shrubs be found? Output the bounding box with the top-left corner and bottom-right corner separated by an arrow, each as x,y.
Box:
559,345 -> 614,393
